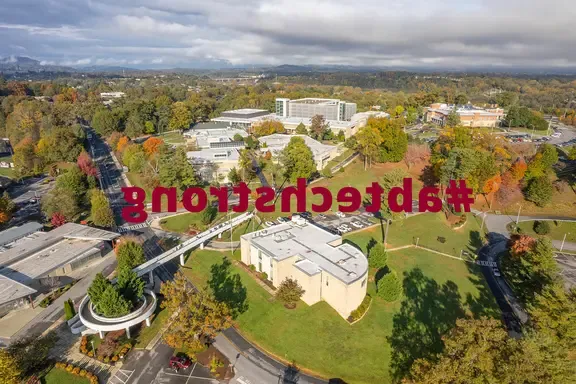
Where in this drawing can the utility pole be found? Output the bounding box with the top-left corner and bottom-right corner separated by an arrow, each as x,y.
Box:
480,212 -> 486,232
384,219 -> 391,251
560,233 -> 570,252
516,204 -> 522,226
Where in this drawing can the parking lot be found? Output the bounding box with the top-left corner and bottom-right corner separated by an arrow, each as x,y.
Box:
150,363 -> 218,384
263,200 -> 420,235
555,252 -> 576,289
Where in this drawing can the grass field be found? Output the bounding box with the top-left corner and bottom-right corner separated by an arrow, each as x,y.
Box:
125,172 -> 153,203
159,131 -> 185,145
258,159 -> 425,221
41,367 -> 89,384
515,220 -> 576,242
345,212 -> 486,257
134,299 -> 170,348
183,243 -> 498,384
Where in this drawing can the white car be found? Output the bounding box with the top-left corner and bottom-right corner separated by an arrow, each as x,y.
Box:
340,224 -> 352,231
337,226 -> 351,233
277,217 -> 289,224
335,211 -> 346,218
551,132 -> 562,138
351,221 -> 364,229
493,267 -> 501,277
265,221 -> 276,227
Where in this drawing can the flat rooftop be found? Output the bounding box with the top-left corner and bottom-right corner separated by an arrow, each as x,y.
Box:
290,98 -> 340,105
221,108 -> 269,115
258,134 -> 335,158
242,221 -> 368,284
0,222 -> 43,247
0,275 -> 37,304
187,148 -> 240,163
1,238 -> 103,283
0,222 -> 118,269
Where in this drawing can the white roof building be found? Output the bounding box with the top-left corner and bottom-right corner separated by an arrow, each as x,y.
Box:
240,217 -> 368,319
257,134 -> 338,170
0,223 -> 119,307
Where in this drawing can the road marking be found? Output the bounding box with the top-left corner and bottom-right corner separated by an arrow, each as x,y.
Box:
185,362 -> 196,384
108,369 -> 134,384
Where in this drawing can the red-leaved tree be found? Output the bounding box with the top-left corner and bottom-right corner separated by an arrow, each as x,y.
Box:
77,151 -> 98,177
51,212 -> 67,227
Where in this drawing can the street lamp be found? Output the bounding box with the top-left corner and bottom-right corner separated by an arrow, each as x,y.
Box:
515,204 -> 522,226
560,232 -> 570,252
90,340 -> 96,356
384,219 -> 391,251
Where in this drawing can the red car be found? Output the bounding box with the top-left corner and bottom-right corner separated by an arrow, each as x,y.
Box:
169,356 -> 191,371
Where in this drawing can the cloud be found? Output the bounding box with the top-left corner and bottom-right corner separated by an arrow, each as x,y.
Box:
0,0 -> 575,69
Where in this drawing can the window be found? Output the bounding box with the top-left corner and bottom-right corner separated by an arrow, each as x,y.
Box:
361,279 -> 366,288
326,276 -> 329,286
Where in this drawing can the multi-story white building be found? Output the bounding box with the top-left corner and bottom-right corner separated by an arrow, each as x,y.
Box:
275,98 -> 357,122
240,216 -> 368,319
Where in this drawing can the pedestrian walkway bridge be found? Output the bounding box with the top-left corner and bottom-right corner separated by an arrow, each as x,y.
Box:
74,211 -> 254,338
132,211 -> 254,278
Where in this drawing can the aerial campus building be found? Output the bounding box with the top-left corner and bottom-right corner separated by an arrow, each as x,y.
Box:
0,222 -> 119,320
425,103 -> 505,128
275,98 -> 357,121
257,134 -> 339,171
240,216 -> 368,319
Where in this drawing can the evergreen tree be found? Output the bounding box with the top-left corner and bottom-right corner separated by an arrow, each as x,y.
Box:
116,240 -> 146,269
295,122 -> 308,134
90,189 -> 115,228
98,285 -> 131,317
116,267 -> 145,305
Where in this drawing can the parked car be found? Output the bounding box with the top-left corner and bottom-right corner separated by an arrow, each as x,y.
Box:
317,213 -> 327,220
277,217 -> 289,224
335,211 -> 346,218
264,221 -> 276,227
493,267 -> 501,277
169,356 -> 191,371
337,225 -> 351,233
551,132 -> 562,138
350,221 -> 364,229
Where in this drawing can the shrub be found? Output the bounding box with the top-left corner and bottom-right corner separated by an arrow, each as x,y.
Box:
66,364 -> 74,372
79,369 -> 87,377
275,278 -> 305,308
87,351 -> 94,357
103,356 -> 110,363
55,362 -> 66,369
64,299 -> 75,320
72,367 -> 81,375
377,271 -> 402,302
533,220 -> 551,235
249,265 -> 256,272
368,244 -> 387,269
348,294 -> 372,322
111,355 -> 119,362
260,272 -> 268,281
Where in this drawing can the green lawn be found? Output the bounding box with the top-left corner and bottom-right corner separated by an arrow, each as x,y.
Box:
345,212 -> 486,257
126,172 -> 153,203
41,367 -> 89,384
515,220 -> 576,242
325,148 -> 355,170
0,167 -> 14,178
258,159 -> 424,221
134,300 -> 170,349
160,206 -> 252,234
183,244 -> 498,384
159,131 -> 185,145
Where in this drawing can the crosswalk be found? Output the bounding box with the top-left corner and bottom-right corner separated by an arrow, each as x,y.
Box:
118,221 -> 152,233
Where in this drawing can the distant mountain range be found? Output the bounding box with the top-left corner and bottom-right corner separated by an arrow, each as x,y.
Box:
0,56 -> 74,73
2,56 -> 576,76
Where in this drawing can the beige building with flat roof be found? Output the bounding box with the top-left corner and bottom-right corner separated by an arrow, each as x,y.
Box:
425,103 -> 505,127
240,216 -> 368,319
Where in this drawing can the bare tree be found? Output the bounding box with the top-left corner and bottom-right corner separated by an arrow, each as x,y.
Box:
404,143 -> 431,169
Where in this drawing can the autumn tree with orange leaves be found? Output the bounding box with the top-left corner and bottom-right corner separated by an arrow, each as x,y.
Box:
160,272 -> 231,352
143,137 -> 164,157
509,234 -> 536,256
116,136 -> 130,152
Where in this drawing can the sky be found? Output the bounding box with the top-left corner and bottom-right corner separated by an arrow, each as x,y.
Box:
0,0 -> 575,69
